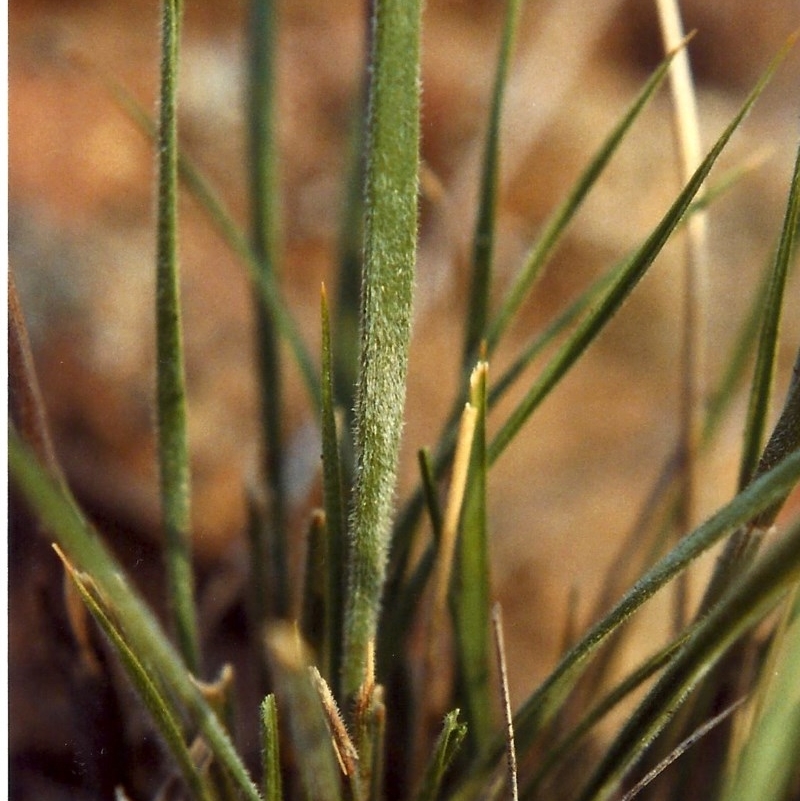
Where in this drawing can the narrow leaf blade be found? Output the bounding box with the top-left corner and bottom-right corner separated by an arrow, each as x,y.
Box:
489,39 -> 792,464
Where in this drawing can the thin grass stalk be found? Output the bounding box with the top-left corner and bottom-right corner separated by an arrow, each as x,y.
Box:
320,287 -> 347,687
431,403 -> 478,645
739,140 -> 800,489
521,633 -> 690,800
656,0 -> 708,463
9,433 -> 262,801
656,0 -> 708,633
487,41 -> 790,465
88,63 -> 321,412
619,697 -> 746,801
492,605 -> 519,801
55,546 -> 214,801
155,0 -> 199,673
447,449 -> 800,801
341,0 -> 422,702
463,0 -> 523,366
484,42 -> 685,354
247,0 -> 290,617
8,272 -> 62,480
701,347 -> 800,615
574,515 -> 800,801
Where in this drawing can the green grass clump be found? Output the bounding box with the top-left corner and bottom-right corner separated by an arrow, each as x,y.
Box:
9,3 -> 800,801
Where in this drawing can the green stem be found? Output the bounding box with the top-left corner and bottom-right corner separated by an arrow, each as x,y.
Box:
463,0 -> 523,366
155,0 -> 199,674
248,0 -> 289,617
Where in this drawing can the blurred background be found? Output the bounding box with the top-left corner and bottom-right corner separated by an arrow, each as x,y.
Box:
9,1 -> 800,798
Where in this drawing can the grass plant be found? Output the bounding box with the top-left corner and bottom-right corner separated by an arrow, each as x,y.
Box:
8,2 -> 800,800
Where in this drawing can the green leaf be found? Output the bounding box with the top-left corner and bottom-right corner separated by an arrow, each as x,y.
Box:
452,363 -> 492,753
415,710 -> 469,801
9,431 -> 263,801
574,515 -> 800,801
155,0 -> 199,673
463,0 -> 523,365
521,631 -> 691,799
738,140 -> 800,489
700,348 -> 800,615
341,0 -> 423,702
484,40 -> 685,355
448,449 -> 800,801
55,547 -> 214,801
91,58 -> 321,413
488,40 -> 790,464
247,0 -> 290,615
